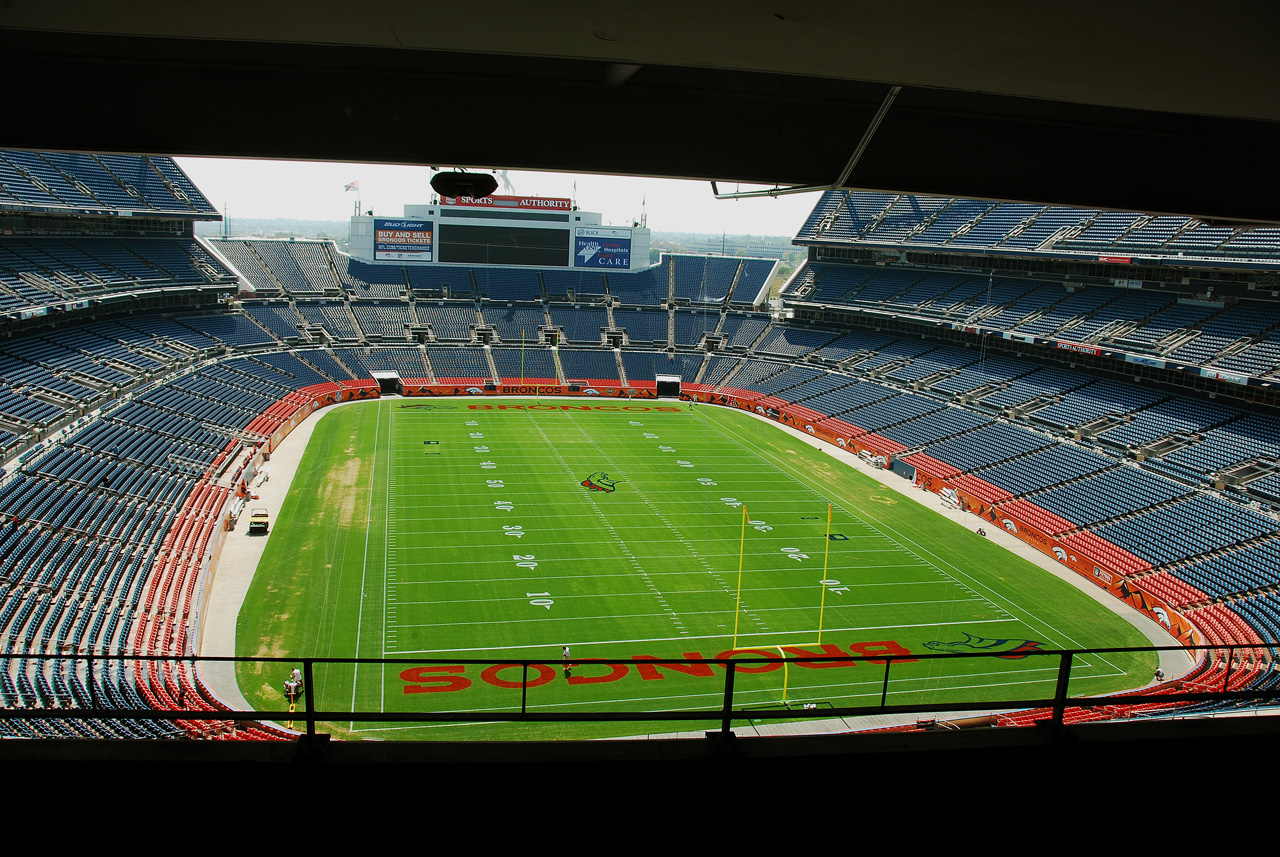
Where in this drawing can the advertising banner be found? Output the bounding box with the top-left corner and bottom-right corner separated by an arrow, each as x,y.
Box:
442,195 -> 572,210
1054,341 -> 1102,356
1202,368 -> 1248,386
574,227 -> 633,268
374,219 -> 433,261
399,383 -> 657,400
900,467 -> 1196,643
1124,353 -> 1166,369
991,504 -> 1199,646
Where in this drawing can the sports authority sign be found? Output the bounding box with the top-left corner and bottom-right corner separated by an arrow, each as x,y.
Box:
374,219 -> 433,261
442,195 -> 572,210
1054,341 -> 1102,356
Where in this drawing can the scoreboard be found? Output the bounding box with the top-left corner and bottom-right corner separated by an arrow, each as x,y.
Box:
350,195 -> 649,271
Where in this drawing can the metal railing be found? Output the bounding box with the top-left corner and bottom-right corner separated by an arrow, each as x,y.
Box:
1,643 -> 1276,739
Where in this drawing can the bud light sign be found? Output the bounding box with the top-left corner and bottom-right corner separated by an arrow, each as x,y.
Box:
575,228 -> 632,268
375,219 -> 433,261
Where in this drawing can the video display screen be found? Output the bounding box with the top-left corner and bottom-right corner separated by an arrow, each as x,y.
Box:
438,224 -> 570,267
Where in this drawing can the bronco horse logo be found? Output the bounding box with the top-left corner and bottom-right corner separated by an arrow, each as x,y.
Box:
580,471 -> 620,492
924,633 -> 1045,660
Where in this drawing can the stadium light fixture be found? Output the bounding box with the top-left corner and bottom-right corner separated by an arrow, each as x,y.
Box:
711,85 -> 901,200
431,170 -> 499,199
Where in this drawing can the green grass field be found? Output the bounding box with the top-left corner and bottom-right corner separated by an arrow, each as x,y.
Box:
235,398 -> 1154,739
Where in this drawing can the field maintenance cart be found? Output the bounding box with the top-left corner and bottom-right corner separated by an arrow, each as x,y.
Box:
248,507 -> 269,534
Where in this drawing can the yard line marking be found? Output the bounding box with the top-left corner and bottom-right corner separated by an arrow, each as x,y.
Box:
695,409 -> 1123,671
389,550 -> 923,566
350,399 -> 381,731
566,409 -> 754,638
516,409 -> 686,636
388,541 -> 912,558
360,403 -> 1138,726
391,570 -> 946,588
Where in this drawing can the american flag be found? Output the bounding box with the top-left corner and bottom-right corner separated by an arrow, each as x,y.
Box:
344,181 -> 359,192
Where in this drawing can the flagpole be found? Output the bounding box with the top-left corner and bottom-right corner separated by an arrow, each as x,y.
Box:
345,180 -> 360,216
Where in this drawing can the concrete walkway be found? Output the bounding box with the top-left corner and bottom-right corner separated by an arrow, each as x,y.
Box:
196,395 -> 1194,734
198,398 -> 368,712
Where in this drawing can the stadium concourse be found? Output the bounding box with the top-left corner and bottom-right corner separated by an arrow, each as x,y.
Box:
3,152 -> 1280,744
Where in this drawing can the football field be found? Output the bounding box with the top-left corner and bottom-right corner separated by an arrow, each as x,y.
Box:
235,398 -> 1154,739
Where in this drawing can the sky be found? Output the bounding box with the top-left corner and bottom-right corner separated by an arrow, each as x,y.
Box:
175,157 -> 820,237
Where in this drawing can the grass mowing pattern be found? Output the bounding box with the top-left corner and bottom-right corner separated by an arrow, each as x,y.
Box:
236,400 -> 1154,739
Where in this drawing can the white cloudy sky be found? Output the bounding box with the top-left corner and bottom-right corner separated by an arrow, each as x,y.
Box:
175,157 -> 819,237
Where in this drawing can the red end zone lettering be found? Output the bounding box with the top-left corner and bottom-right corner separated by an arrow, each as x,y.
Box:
401,665 -> 471,693
715,648 -> 782,673
481,663 -> 556,688
400,640 -> 915,695
565,661 -> 629,685
780,644 -> 856,669
632,653 -> 715,680
848,640 -> 917,663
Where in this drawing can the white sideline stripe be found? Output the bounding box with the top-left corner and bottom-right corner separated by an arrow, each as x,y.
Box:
382,400 -> 394,711
349,400 -> 381,731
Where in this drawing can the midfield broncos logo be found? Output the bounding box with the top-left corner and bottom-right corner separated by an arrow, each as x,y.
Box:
924,632 -> 1046,659
580,471 -> 620,493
